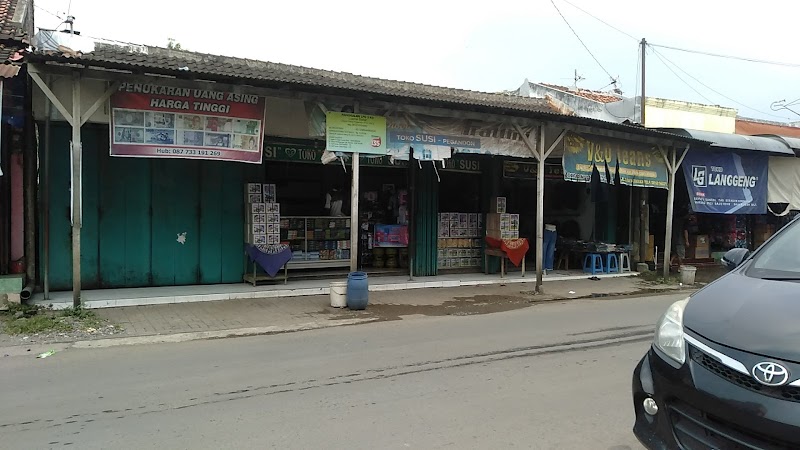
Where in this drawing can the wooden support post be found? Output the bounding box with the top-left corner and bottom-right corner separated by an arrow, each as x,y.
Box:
71,73 -> 82,307
536,126 -> 546,292
350,152 -> 359,272
349,103 -> 360,273
662,147 -> 676,279
662,144 -> 690,279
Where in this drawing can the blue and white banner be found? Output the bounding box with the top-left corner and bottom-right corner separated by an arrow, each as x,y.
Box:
682,151 -> 769,214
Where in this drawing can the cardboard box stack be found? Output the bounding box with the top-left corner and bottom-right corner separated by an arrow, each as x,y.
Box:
688,234 -> 710,259
437,212 -> 483,268
486,197 -> 519,240
245,183 -> 280,252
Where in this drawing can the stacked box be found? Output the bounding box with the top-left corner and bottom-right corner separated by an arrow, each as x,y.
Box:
490,197 -> 507,214
437,212 -> 484,268
245,182 -> 280,248
263,184 -> 277,202
439,212 -> 481,239
486,213 -> 520,240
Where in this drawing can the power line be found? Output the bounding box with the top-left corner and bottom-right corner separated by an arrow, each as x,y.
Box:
560,0 -> 638,41
34,4 -> 63,20
650,48 -> 716,105
554,0 -> 800,70
549,0 -> 615,82
651,46 -> 791,120
650,43 -> 800,69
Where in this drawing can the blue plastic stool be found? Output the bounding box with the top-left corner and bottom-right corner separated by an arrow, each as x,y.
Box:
605,253 -> 619,274
583,253 -> 604,275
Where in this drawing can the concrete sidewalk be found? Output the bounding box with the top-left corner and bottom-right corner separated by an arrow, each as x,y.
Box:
0,275 -> 691,352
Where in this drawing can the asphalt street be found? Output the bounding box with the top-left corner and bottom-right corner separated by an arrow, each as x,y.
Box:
1,292 -> 687,449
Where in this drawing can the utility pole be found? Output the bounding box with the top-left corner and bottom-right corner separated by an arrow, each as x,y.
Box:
638,38 -> 649,267
640,38 -> 646,124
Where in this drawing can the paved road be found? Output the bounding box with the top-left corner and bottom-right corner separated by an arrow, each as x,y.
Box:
1,292 -> 687,449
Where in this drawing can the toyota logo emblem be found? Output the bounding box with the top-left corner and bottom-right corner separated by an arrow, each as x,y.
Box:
752,362 -> 790,386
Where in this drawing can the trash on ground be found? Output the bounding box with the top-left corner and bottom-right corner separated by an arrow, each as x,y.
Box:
37,350 -> 56,359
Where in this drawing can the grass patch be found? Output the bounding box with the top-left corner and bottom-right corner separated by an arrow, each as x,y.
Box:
637,271 -> 680,285
4,314 -> 72,335
0,304 -> 104,335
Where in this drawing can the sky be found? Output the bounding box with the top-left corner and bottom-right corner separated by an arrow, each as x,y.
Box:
32,0 -> 800,123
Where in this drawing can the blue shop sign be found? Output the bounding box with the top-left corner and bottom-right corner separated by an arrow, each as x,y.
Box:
681,150 -> 769,214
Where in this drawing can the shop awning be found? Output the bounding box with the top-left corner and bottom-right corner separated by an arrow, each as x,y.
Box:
758,134 -> 800,156
657,128 -> 795,156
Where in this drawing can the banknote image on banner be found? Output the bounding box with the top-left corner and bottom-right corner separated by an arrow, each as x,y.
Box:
110,84 -> 266,163
681,150 -> 769,214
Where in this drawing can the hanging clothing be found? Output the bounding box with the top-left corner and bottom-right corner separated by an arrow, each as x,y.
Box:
325,189 -> 344,217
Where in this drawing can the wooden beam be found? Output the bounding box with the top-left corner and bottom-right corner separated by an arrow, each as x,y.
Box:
543,129 -> 567,159
536,126 -> 546,292
81,81 -> 121,126
662,147 -> 679,279
70,72 -> 83,307
513,123 -> 540,160
29,71 -> 74,126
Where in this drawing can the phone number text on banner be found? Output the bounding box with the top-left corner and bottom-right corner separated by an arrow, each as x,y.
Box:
110,83 -> 266,163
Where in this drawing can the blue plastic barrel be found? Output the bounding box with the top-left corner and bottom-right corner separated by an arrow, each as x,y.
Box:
346,271 -> 369,310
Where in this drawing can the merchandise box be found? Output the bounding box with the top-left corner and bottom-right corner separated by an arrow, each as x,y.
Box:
689,234 -> 710,248
246,183 -> 262,194
265,203 -> 280,213
248,202 -> 266,214
267,213 -> 280,224
251,234 -> 267,245
247,193 -> 263,203
263,184 -> 277,202
491,197 -> 507,214
251,223 -> 267,235
250,213 -> 266,224
267,234 -> 280,245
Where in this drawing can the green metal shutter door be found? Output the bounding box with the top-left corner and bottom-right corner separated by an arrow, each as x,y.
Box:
413,164 -> 438,276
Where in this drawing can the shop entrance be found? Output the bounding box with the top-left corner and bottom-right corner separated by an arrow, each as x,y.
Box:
437,168 -> 483,272
358,166 -> 409,273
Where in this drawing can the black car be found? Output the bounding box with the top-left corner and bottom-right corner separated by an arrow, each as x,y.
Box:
633,216 -> 800,450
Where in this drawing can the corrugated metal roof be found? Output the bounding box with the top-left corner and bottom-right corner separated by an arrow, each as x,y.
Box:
657,128 -> 794,155
26,43 -> 707,145
759,134 -> 800,153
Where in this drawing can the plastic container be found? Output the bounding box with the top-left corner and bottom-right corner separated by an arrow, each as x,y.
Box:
680,265 -> 697,285
346,271 -> 369,310
329,281 -> 348,308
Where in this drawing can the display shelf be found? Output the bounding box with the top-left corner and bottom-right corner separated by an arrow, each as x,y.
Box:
280,216 -> 352,269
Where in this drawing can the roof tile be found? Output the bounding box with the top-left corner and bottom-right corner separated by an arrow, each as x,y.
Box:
539,82 -> 622,104
0,0 -> 27,42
